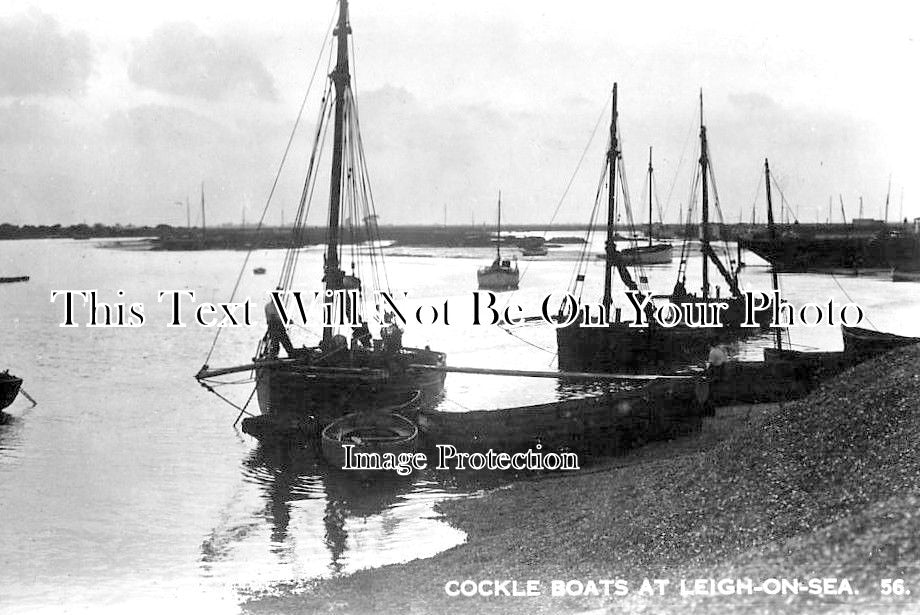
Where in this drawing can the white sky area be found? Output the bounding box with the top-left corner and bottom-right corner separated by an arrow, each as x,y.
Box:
1,0 -> 918,226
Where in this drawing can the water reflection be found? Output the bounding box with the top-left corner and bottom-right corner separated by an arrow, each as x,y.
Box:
200,440 -> 467,587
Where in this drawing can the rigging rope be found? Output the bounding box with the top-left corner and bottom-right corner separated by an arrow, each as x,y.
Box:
202,7 -> 337,366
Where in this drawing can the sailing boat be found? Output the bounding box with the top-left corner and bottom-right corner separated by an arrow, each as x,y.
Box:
195,0 -> 446,432
556,86 -> 769,372
619,147 -> 672,265
477,191 -> 519,290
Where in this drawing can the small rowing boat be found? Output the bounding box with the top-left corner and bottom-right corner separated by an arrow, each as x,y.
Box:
321,412 -> 418,471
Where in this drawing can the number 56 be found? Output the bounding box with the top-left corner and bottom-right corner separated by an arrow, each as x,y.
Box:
880,579 -> 906,595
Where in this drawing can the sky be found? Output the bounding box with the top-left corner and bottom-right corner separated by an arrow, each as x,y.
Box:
1,0 -> 918,227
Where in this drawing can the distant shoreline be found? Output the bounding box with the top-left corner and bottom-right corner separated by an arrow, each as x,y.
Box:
3,221 -> 898,250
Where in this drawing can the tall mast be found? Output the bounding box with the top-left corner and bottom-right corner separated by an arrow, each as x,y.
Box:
699,90 -> 710,299
602,83 -> 618,312
764,159 -> 781,350
647,146 -> 653,246
496,191 -> 502,261
323,0 -> 351,346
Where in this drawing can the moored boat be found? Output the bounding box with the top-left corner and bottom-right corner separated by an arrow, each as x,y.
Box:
418,376 -> 706,454
1,370 -> 23,411
841,325 -> 920,359
619,242 -> 672,265
321,412 -> 418,471
477,191 -> 519,290
619,147 -> 672,265
0,276 -> 29,284
196,0 -> 447,432
556,86 -> 770,373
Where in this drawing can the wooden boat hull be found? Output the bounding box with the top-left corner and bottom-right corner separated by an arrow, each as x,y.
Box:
841,325 -> 920,359
321,412 -> 418,471
477,269 -> 519,290
1,372 -> 23,411
556,317 -> 766,373
619,243 -> 673,265
418,377 -> 706,454
705,349 -> 851,406
253,347 -> 444,432
739,231 -> 918,273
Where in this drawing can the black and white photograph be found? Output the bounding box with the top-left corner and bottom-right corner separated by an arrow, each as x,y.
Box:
2,1 -> 919,613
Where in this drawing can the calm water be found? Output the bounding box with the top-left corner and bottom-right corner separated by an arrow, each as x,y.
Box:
1,236 -> 919,613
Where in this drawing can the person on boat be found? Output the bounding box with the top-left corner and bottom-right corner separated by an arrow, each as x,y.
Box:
352,320 -> 372,348
671,278 -> 689,302
380,313 -> 403,353
264,291 -> 295,358
705,345 -> 729,382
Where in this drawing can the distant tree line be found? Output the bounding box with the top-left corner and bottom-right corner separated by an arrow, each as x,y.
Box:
0,223 -> 173,240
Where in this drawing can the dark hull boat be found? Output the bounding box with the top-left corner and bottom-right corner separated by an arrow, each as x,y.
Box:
740,220 -> 919,274
0,276 -> 29,284
418,377 -> 706,454
196,0 -> 446,436
322,412 -> 418,471
557,318 -> 761,373
556,87 -> 770,372
1,371 -> 22,411
841,325 -> 920,359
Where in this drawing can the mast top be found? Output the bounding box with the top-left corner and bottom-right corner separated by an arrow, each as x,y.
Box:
699,89 -> 704,127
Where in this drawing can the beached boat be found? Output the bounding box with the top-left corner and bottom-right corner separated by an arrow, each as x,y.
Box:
1,370 -> 22,411
477,192 -> 519,290
0,276 -> 29,284
195,0 -> 447,431
841,325 -> 920,359
418,376 -> 706,454
556,87 -> 770,372
321,412 -> 418,470
253,267 -> 266,275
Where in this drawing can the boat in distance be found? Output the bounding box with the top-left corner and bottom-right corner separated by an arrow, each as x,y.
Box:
619,147 -> 673,265
0,276 -> 29,284
477,190 -> 519,290
619,242 -> 672,265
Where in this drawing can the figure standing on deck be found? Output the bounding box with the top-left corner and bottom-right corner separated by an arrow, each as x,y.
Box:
264,291 -> 295,358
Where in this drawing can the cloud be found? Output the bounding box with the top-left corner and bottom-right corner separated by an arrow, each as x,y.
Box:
0,10 -> 93,96
128,22 -> 277,101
